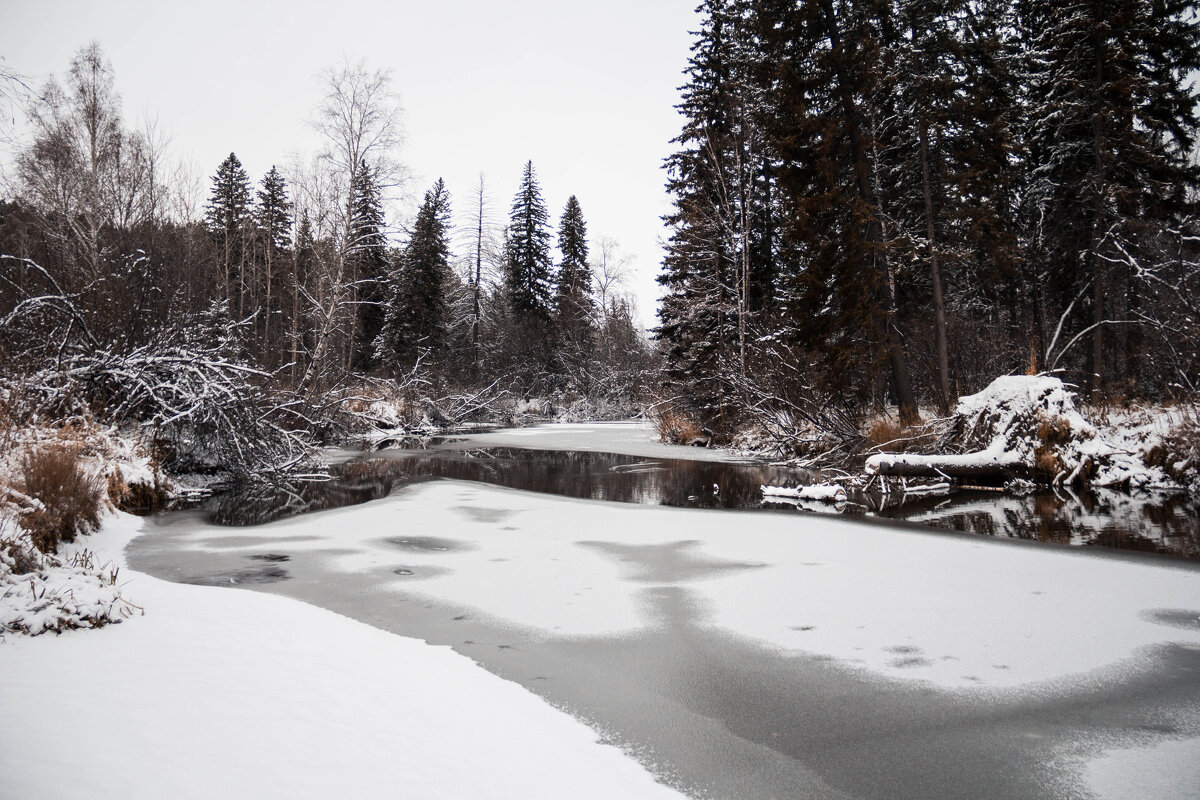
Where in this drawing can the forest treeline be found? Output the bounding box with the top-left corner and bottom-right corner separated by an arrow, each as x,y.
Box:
658,0 -> 1200,441
0,45 -> 655,474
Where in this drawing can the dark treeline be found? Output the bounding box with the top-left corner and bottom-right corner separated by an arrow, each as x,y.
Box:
0,45 -> 655,456
658,0 -> 1200,439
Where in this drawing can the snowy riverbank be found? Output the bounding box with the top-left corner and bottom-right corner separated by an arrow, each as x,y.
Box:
0,511 -> 685,800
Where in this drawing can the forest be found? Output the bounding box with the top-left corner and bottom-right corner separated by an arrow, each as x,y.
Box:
0,46 -> 654,479
2,0 -> 1200,483
658,0 -> 1200,454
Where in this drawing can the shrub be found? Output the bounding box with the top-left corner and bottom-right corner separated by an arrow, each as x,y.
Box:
17,445 -> 103,552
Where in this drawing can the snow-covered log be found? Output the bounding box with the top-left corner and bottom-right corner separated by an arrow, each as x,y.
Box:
866,441 -> 1025,479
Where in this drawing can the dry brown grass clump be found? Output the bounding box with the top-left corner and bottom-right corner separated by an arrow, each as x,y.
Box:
649,403 -> 705,445
16,445 -> 103,552
865,418 -> 905,450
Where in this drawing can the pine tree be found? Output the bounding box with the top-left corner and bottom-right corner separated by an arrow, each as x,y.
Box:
505,160 -> 554,321
347,159 -> 389,370
554,195 -> 595,364
205,152 -> 252,314
376,179 -> 453,370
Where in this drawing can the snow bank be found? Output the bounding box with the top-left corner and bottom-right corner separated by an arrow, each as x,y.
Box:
866,375 -> 1179,490
0,512 -> 686,800
0,524 -> 140,636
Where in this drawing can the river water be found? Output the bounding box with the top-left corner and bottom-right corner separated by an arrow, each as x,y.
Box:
198,435 -> 1200,561
128,423 -> 1200,800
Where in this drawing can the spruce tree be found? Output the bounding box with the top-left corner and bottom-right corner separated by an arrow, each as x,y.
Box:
554,195 -> 595,361
1016,0 -> 1200,394
505,161 -> 554,321
205,152 -> 252,313
255,166 -> 292,355
347,159 -> 389,370
376,179 -> 453,370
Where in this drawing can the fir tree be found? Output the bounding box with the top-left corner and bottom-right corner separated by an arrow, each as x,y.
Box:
505,161 -> 555,321
1016,0 -> 1200,394
376,179 -> 453,370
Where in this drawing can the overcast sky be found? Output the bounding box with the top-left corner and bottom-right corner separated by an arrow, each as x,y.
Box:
0,0 -> 699,327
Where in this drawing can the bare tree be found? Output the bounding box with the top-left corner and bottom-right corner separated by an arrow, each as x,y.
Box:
309,60 -> 407,376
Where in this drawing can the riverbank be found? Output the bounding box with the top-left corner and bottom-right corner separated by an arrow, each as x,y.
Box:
0,510 -> 686,800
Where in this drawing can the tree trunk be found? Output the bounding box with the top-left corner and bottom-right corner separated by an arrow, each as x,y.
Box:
818,0 -> 919,425
918,109 -> 950,414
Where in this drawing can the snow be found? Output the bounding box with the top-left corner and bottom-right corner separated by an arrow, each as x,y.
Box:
1081,737 -> 1200,800
161,479 -> 1200,690
457,420 -> 747,462
0,512 -> 687,800
760,482 -> 847,502
865,375 -> 1180,491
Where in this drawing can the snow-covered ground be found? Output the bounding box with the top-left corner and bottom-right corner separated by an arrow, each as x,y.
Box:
146,479 -> 1200,691
0,512 -> 686,800
5,419 -> 1200,798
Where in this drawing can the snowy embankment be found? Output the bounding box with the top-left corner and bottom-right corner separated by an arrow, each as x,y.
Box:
0,512 -> 686,800
864,375 -> 1186,491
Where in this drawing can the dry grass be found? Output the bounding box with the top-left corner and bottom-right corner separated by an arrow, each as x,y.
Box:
16,444 -> 103,552
865,418 -> 906,450
1147,408 -> 1200,489
649,403 -> 704,445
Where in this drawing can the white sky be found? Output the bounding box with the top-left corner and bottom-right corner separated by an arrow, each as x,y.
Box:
0,0 -> 698,328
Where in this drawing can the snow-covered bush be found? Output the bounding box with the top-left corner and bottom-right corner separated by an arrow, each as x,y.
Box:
1,257 -> 314,480
0,521 -> 140,636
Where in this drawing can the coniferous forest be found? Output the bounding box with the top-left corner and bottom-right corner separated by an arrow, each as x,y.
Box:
659,0 -> 1200,444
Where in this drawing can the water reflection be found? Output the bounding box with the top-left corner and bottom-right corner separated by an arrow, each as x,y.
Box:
194,447 -> 1200,561
881,488 -> 1200,559
203,448 -> 815,526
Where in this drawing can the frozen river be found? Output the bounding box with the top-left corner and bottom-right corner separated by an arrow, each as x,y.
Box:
128,422 -> 1200,799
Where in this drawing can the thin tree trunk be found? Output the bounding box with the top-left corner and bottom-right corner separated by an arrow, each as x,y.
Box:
918,112 -> 951,413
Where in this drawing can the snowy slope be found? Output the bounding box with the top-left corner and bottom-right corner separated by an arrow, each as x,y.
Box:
0,512 -> 686,800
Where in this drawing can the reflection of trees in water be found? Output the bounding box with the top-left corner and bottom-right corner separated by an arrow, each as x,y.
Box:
206,448 -> 813,526
202,448 -> 1200,561
889,488 -> 1200,559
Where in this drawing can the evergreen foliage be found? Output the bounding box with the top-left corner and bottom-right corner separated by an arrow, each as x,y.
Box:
504,161 -> 555,321
377,178 -> 453,370
554,195 -> 595,364
659,0 -> 1200,439
348,159 -> 389,370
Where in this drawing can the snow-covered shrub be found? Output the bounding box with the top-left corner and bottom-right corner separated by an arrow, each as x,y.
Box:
1147,410 -> 1200,497
0,259 -> 314,480
0,521 -> 140,637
